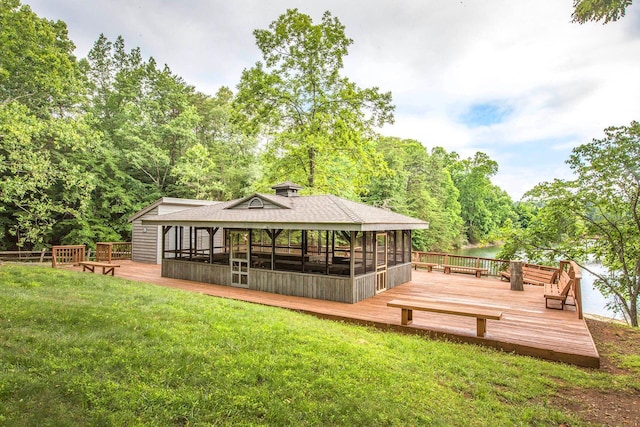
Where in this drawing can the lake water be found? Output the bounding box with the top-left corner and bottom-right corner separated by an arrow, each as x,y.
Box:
452,246 -> 619,319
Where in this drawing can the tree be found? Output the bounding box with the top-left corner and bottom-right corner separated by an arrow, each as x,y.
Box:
448,152 -> 515,244
235,9 -> 394,196
0,1 -> 99,249
0,0 -> 83,116
364,139 -> 464,251
571,0 -> 633,24
501,122 -> 640,326
187,87 -> 258,199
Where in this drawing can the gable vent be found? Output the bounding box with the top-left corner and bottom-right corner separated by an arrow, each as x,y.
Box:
248,197 -> 264,209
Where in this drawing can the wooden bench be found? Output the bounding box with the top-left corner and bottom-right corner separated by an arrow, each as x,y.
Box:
387,299 -> 503,337
500,264 -> 558,286
443,264 -> 488,278
544,270 -> 574,310
412,261 -> 437,272
79,261 -> 121,276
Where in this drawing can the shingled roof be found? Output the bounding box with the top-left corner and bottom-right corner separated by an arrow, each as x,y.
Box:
142,191 -> 429,232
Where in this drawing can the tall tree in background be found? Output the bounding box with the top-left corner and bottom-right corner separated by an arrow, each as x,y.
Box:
0,0 -> 98,249
0,0 -> 83,116
448,152 -> 515,244
86,35 -> 201,198
572,0 -> 633,24
501,122 -> 640,326
235,9 -> 394,197
179,87 -> 257,200
365,139 -> 464,251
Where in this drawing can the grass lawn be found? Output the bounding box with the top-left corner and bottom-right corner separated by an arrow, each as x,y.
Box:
0,264 -> 638,426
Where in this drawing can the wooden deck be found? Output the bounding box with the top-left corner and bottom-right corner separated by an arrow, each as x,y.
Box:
70,260 -> 600,368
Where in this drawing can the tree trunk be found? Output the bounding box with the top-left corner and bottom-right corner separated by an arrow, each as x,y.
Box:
308,147 -> 315,188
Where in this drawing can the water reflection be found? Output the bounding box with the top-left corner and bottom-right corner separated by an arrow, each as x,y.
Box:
451,246 -> 619,319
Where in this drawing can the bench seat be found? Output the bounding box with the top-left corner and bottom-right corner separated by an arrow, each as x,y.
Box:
412,261 -> 437,272
443,264 -> 488,278
79,261 -> 121,276
544,270 -> 574,310
387,298 -> 502,337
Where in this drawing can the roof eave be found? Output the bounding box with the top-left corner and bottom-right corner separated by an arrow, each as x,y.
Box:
142,218 -> 429,231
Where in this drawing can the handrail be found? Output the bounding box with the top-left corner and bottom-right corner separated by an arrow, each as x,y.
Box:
52,245 -> 85,268
0,249 -> 50,263
411,251 -> 511,277
96,242 -> 132,262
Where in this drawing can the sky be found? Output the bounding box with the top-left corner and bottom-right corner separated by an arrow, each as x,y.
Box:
25,0 -> 640,200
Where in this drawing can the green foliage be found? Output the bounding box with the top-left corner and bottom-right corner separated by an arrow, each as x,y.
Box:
501,121 -> 640,326
448,152 -> 516,244
187,87 -> 258,199
236,9 -> 394,197
572,0 -> 633,24
0,0 -> 83,116
170,143 -> 225,199
1,264 -> 629,426
0,1 -> 98,249
365,138 -> 465,251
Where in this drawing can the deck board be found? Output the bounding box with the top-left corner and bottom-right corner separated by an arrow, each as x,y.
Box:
70,260 -> 600,367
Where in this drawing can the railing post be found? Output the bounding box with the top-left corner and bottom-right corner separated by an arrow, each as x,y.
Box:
510,260 -> 524,291
569,261 -> 583,320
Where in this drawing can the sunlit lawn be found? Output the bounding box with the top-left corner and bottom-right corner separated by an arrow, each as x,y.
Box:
0,264 -> 634,426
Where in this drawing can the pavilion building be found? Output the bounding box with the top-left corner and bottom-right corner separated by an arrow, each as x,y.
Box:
143,182 -> 429,303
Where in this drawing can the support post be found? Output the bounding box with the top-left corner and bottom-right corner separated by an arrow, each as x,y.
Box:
510,260 -> 524,291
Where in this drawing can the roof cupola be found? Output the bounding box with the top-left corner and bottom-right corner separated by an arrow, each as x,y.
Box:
271,182 -> 303,197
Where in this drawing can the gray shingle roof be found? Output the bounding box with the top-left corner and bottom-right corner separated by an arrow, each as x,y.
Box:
142,193 -> 429,231
128,197 -> 219,222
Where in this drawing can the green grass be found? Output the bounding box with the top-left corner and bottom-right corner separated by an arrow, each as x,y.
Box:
0,265 -> 634,426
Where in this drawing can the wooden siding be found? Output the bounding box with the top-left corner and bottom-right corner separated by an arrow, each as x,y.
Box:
387,263 -> 412,289
353,273 -> 376,302
162,259 -> 231,286
132,206 -> 159,264
250,269 -> 354,303
161,259 -> 412,304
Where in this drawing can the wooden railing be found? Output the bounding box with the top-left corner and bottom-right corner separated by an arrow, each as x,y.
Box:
0,249 -> 51,263
96,242 -> 132,263
52,245 -> 85,268
560,260 -> 583,319
412,251 -> 511,277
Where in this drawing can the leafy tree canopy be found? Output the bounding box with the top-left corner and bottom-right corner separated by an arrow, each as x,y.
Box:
572,0 -> 633,24
235,9 -> 394,197
501,121 -> 640,326
0,0 -> 83,116
364,138 -> 464,251
448,152 -> 515,244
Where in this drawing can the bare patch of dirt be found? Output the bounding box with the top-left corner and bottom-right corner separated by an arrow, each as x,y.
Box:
551,318 -> 640,426
588,317 -> 639,370
557,388 -> 640,426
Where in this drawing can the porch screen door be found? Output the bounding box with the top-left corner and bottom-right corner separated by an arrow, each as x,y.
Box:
230,231 -> 249,288
375,233 -> 387,293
